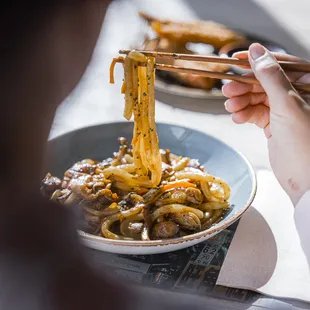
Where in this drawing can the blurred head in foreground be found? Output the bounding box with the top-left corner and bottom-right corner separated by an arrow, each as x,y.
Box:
1,0 -> 111,195
0,2 -> 112,309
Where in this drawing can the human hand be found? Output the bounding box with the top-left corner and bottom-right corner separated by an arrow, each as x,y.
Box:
222,43 -> 310,205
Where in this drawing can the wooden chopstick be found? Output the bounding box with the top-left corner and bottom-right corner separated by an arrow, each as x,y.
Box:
114,58 -> 310,93
119,49 -> 310,73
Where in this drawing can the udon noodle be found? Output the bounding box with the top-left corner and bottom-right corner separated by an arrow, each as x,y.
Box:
41,51 -> 231,241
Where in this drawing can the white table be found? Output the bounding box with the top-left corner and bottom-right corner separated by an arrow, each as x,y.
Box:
50,1 -> 310,308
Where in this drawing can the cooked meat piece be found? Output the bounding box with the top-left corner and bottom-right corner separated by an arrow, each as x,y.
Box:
155,187 -> 203,206
151,221 -> 179,239
41,173 -> 62,198
140,12 -> 244,49
185,187 -> 203,204
170,212 -> 201,231
66,175 -> 116,206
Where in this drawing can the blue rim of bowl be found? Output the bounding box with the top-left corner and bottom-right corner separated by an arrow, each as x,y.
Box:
49,121 -> 257,247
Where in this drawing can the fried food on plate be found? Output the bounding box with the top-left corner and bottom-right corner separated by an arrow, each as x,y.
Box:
139,12 -> 244,49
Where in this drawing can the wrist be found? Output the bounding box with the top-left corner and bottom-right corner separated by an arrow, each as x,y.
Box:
287,183 -> 310,207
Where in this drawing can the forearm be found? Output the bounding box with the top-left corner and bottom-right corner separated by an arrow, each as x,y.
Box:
295,191 -> 310,263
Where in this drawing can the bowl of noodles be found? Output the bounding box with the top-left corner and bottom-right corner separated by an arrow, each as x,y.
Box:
43,122 -> 256,254
42,51 -> 256,254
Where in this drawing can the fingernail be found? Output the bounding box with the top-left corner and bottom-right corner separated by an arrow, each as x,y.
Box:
249,43 -> 266,60
221,83 -> 231,97
224,99 -> 233,112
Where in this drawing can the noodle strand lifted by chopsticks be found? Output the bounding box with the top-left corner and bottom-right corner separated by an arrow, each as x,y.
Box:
111,51 -> 162,187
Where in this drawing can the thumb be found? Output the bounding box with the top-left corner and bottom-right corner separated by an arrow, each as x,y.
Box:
248,43 -> 298,112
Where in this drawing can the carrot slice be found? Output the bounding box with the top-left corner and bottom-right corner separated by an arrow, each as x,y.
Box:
162,180 -> 196,192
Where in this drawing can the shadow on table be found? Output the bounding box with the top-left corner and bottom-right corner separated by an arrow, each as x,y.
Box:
218,207 -> 277,290
210,207 -> 282,309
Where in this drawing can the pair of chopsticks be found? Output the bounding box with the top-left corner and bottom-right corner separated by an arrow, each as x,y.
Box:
118,49 -> 310,93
